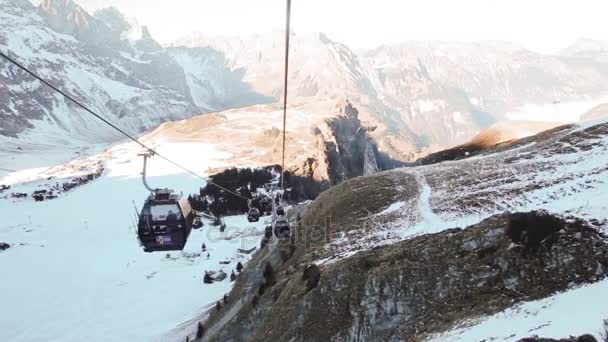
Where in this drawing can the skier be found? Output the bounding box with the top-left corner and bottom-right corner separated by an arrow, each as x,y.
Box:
236,261 -> 244,273
230,270 -> 236,282
201,242 -> 207,252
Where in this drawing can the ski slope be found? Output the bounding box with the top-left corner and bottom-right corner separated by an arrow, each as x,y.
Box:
433,279 -> 608,341
0,141 -> 267,342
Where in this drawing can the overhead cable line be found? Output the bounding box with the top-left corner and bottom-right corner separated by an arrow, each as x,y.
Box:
280,0 -> 291,191
0,50 -> 249,201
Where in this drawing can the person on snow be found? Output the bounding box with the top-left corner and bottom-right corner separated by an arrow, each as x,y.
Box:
236,262 -> 244,273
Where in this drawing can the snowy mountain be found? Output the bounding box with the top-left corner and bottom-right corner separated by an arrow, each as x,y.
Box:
560,38 -> 608,62
174,32 -> 608,159
2,0 -> 607,162
0,0 -> 268,145
582,103 -> 608,121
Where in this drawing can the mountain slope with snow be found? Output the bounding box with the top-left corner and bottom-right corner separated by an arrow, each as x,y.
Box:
2,0 -> 607,162
0,131 -> 271,342
175,32 -> 608,158
0,0 -> 269,146
195,118 -> 608,341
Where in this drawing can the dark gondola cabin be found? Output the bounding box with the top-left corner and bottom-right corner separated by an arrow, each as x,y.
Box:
276,206 -> 285,217
274,219 -> 290,239
138,190 -> 194,252
247,208 -> 260,222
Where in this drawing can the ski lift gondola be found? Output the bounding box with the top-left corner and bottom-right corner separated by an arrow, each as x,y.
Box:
136,153 -> 194,252
274,218 -> 290,239
247,208 -> 260,222
138,189 -> 194,252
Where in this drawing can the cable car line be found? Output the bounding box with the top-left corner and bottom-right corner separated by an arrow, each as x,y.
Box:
280,0 -> 291,191
0,50 -> 249,201
0,167 -> 16,172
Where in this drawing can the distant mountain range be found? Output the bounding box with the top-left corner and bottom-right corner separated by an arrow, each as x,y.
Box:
1,0 -> 607,160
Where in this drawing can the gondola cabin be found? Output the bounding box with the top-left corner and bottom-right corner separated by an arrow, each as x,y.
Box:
138,189 -> 194,252
276,206 -> 285,217
274,218 -> 290,239
247,208 -> 260,222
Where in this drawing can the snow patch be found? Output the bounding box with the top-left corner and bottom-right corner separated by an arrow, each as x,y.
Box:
433,278 -> 608,341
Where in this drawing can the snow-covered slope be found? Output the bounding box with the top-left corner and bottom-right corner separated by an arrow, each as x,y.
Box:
433,279 -> 608,341
0,0 -> 269,147
0,136 -> 269,342
560,38 -> 608,63
195,118 -> 608,342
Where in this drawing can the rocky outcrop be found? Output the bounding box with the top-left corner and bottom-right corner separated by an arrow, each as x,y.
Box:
519,336 -> 598,342
196,211 -> 608,342
2,163 -> 103,202
187,121 -> 608,342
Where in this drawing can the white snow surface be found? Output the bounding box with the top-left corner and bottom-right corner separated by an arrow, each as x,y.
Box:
506,96 -> 608,123
0,140 -> 266,342
432,279 -> 608,341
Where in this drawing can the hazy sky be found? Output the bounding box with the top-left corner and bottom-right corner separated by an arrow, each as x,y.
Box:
71,0 -> 607,53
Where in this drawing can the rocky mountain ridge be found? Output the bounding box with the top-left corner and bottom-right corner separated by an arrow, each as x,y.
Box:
0,0 -> 269,144
175,32 -> 608,159
189,118 -> 608,341
2,0 -> 607,162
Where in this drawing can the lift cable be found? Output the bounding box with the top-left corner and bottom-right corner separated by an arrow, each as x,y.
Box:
280,0 -> 291,191
0,50 -> 249,201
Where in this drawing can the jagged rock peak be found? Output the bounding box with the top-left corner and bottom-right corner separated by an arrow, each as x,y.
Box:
37,0 -> 115,43
38,0 -> 89,23
93,6 -> 130,34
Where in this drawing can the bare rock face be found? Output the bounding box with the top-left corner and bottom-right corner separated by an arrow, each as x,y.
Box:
38,0 -> 118,46
301,264 -> 320,291
518,335 -> 598,342
199,211 -> 608,342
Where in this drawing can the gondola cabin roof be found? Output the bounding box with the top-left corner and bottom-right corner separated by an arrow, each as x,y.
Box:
148,188 -> 179,202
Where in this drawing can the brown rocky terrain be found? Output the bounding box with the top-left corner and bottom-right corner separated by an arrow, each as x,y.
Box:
183,119 -> 608,342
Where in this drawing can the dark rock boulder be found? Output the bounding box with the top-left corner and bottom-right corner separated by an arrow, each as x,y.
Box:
301,264 -> 320,291
0,242 -> 10,251
505,210 -> 564,251
518,334 -> 598,342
